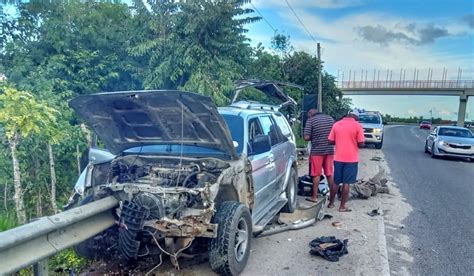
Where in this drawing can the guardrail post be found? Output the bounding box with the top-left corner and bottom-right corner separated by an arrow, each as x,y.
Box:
33,259 -> 48,276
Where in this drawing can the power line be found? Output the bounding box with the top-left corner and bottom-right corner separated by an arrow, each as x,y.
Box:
284,0 -> 318,44
250,2 -> 276,33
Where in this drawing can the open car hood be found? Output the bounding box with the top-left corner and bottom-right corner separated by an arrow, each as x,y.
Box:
232,80 -> 301,109
69,90 -> 237,158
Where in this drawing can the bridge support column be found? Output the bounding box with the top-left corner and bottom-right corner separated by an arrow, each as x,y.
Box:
457,95 -> 468,127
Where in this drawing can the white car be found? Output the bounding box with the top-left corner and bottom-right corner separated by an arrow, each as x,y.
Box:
425,126 -> 474,161
359,111 -> 384,149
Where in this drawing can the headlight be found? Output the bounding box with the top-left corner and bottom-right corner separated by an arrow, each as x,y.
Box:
439,141 -> 449,146
373,128 -> 382,134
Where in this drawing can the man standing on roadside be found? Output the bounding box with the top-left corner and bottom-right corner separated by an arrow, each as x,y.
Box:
328,109 -> 365,212
303,108 -> 335,203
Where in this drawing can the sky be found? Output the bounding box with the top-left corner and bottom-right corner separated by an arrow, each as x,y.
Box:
244,0 -> 474,120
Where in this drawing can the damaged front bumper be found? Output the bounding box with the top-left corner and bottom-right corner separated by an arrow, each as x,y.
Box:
103,182 -> 218,239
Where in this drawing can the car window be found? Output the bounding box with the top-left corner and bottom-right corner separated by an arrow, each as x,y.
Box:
258,116 -> 283,146
273,114 -> 291,139
248,118 -> 264,141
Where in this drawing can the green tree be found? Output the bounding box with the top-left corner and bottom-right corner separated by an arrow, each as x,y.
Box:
0,84 -> 58,223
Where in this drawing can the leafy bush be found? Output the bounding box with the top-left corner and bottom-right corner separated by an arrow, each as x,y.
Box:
49,249 -> 89,273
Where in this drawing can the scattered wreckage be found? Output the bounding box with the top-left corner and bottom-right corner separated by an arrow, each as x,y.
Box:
64,82 -> 320,275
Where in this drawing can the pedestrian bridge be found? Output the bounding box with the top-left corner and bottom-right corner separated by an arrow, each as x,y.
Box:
337,80 -> 474,126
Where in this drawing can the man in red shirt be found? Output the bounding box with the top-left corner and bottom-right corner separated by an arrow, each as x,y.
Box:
328,109 -> 365,212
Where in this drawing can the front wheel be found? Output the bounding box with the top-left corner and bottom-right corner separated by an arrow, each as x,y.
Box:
209,202 -> 252,275
424,141 -> 429,153
282,167 -> 298,213
431,145 -> 437,158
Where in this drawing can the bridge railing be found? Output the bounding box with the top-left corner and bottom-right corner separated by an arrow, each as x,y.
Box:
337,80 -> 474,89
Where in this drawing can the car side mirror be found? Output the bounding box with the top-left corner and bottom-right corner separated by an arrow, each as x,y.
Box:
382,121 -> 387,125
250,134 -> 271,155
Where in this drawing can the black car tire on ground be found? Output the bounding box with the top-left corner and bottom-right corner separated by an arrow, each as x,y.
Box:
282,167 -> 298,213
375,138 -> 383,149
209,202 -> 252,276
431,145 -> 437,158
424,141 -> 429,153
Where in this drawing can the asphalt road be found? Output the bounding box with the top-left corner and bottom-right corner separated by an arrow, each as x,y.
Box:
383,125 -> 474,275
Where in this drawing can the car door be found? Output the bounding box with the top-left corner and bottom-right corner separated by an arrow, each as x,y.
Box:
271,113 -> 294,192
247,117 -> 277,219
259,115 -> 287,195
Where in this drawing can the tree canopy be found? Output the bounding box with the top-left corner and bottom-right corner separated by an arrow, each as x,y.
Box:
0,0 -> 350,226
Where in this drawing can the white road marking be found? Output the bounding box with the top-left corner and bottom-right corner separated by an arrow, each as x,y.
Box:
378,216 -> 391,276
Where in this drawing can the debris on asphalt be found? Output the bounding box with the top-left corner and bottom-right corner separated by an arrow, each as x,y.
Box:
288,238 -> 292,242
309,236 -> 349,262
418,209 -> 426,214
367,208 -> 383,217
370,156 -> 383,161
349,169 -> 390,199
431,248 -> 439,255
332,222 -> 343,228
319,213 -> 334,220
400,225 -> 405,229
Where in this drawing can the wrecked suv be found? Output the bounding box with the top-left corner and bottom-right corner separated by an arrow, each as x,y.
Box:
67,89 -> 298,275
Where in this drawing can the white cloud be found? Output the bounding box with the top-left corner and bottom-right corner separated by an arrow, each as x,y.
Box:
260,10 -> 474,79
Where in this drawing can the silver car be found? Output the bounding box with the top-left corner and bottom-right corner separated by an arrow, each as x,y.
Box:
425,126 -> 474,161
66,89 -> 298,275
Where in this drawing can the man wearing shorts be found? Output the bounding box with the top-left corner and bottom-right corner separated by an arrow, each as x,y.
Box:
328,109 -> 365,212
303,109 -> 335,203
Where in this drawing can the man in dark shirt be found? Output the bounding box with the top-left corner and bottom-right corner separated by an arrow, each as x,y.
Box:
303,109 -> 335,203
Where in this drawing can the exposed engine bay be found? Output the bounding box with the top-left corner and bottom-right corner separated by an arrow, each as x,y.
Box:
89,155 -> 230,260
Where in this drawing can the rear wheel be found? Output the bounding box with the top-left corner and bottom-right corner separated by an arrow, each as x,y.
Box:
424,141 -> 429,153
209,202 -> 252,275
282,167 -> 298,213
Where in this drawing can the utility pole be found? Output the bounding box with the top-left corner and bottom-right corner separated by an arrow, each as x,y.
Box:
317,43 -> 322,111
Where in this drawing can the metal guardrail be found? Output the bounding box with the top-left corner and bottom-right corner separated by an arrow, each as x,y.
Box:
338,80 -> 474,89
0,196 -> 119,275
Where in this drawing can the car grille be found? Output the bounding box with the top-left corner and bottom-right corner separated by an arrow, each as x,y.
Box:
364,128 -> 373,133
448,144 -> 471,150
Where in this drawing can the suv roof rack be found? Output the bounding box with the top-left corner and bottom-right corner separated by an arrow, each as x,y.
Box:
229,101 -> 278,111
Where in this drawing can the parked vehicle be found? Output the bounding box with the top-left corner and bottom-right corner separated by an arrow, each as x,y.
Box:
419,121 -> 432,129
65,87 -> 299,275
358,111 -> 384,149
425,126 -> 474,161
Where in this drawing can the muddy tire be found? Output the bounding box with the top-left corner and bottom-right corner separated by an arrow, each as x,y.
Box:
282,167 -> 298,213
209,202 -> 252,275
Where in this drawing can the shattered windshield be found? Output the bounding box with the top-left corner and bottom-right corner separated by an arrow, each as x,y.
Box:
222,114 -> 244,155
